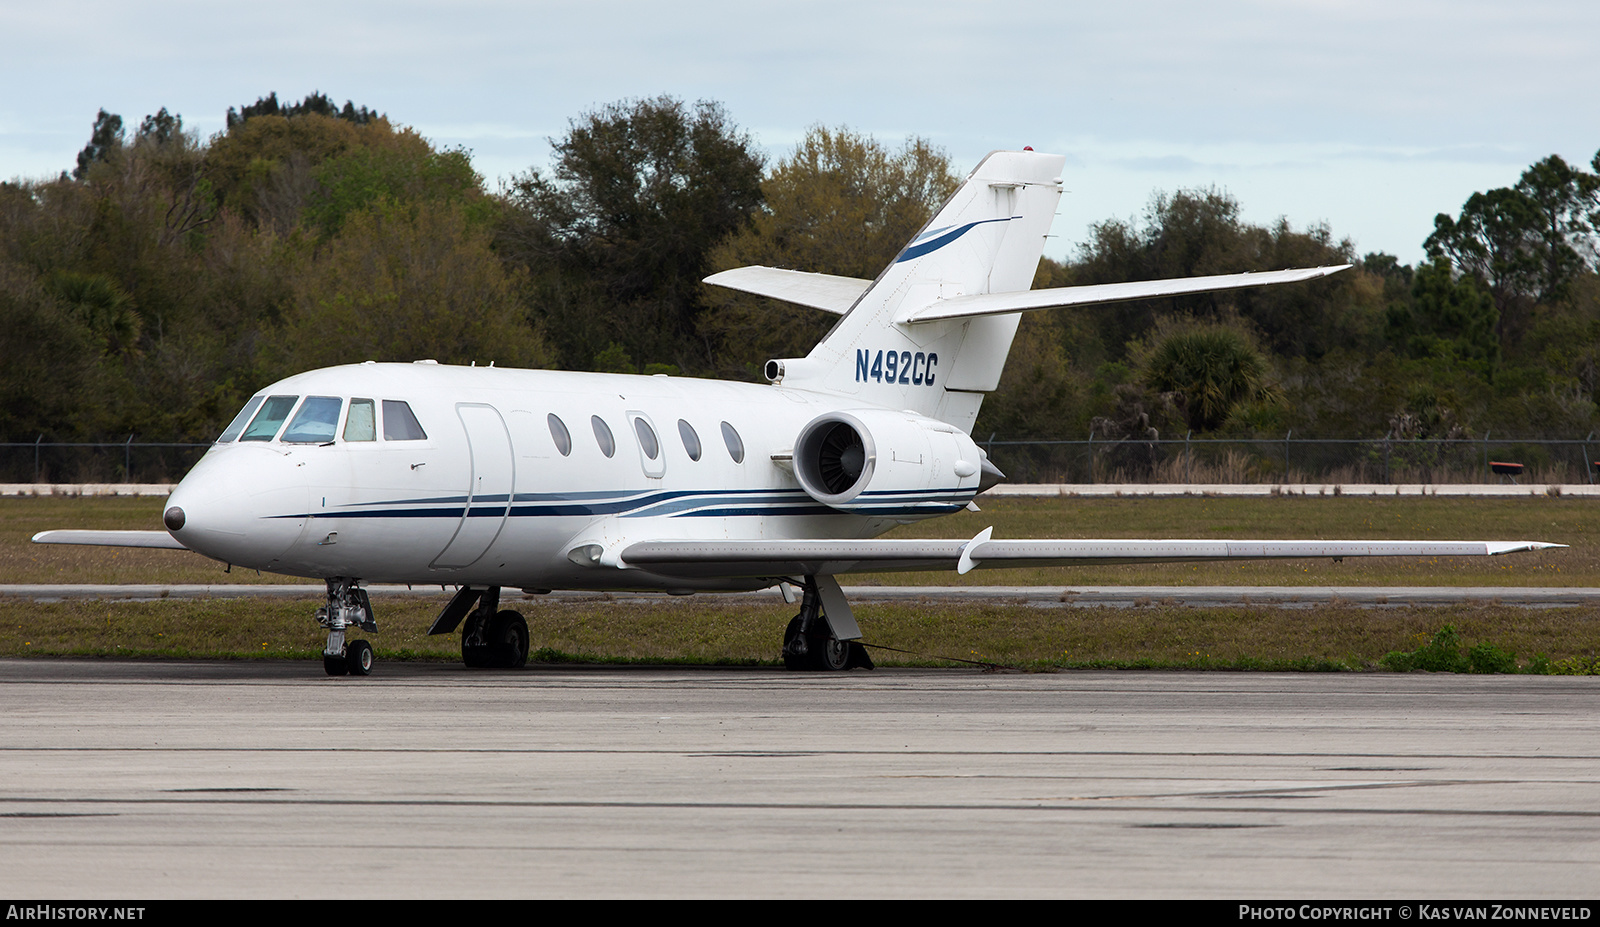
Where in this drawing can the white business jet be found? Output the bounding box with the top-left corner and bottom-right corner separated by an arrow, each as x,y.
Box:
34,149 -> 1560,675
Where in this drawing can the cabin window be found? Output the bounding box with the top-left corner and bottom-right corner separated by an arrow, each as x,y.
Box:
633,417 -> 660,460
382,400 -> 427,441
591,415 -> 615,458
721,421 -> 745,463
678,419 -> 702,461
282,396 -> 344,443
216,396 -> 265,443
239,395 -> 299,442
344,399 -> 377,442
547,413 -> 572,456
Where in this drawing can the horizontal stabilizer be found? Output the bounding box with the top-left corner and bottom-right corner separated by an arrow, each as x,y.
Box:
703,266 -> 873,315
621,536 -> 1561,578
903,265 -> 1352,323
32,530 -> 188,550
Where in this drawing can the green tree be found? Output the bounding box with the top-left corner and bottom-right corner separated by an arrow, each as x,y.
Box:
1073,189 -> 1373,361
44,270 -> 140,357
205,112 -> 373,223
304,137 -> 485,239
0,263 -> 108,442
1426,187 -> 1541,341
226,91 -> 382,128
697,126 -> 962,376
72,109 -> 123,180
499,97 -> 766,372
136,108 -> 182,147
272,199 -> 551,375
1424,153 -> 1599,347
1404,258 -> 1500,371
1135,320 -> 1275,432
1514,154 -> 1599,304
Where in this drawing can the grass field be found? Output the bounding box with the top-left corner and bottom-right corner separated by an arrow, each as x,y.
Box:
2,493 -> 1595,669
2,595 -> 1595,671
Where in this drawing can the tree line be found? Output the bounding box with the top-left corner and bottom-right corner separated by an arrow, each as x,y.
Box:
3,92 -> 1599,477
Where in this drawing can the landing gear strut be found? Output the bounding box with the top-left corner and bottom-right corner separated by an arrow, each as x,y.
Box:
781,575 -> 872,671
427,585 -> 529,669
317,578 -> 377,677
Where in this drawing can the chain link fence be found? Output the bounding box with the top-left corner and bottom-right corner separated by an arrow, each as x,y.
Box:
980,432 -> 1600,485
0,440 -> 211,484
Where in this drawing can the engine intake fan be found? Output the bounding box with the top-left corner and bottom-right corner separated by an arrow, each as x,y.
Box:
794,413 -> 876,505
792,410 -> 988,516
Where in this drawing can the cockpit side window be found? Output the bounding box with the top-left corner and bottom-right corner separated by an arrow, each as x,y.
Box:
344,399 -> 377,442
382,400 -> 428,441
239,395 -> 299,442
282,396 -> 344,443
217,396 -> 265,443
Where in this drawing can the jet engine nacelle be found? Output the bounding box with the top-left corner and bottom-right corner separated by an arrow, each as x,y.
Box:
792,409 -> 994,515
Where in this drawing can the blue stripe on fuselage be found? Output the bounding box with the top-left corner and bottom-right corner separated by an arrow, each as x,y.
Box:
268,484 -> 975,521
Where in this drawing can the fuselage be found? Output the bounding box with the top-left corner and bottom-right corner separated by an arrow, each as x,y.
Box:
165,361 -> 980,592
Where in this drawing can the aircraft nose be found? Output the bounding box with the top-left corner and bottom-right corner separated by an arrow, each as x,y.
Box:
165,448 -> 309,568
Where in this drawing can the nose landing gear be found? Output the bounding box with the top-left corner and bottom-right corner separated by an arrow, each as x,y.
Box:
317,578 -> 377,677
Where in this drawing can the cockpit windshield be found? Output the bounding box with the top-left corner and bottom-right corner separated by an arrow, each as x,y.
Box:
219,394 -> 421,444
239,396 -> 300,442
281,396 -> 344,443
216,396 -> 265,443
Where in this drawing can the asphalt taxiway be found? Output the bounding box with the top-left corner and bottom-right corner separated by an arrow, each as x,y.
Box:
0,659 -> 1594,898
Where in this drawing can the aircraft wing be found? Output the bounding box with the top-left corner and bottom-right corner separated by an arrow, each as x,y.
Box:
620,535 -> 1561,579
31,530 -> 188,550
702,266 -> 873,315
901,265 -> 1351,323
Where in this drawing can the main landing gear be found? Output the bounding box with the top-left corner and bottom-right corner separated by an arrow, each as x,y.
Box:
782,575 -> 873,671
426,585 -> 529,669
317,578 -> 377,677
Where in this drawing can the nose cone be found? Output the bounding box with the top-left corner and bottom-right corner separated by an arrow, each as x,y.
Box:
166,446 -> 309,569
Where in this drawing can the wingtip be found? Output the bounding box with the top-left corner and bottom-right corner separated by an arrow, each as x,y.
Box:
1487,541 -> 1567,555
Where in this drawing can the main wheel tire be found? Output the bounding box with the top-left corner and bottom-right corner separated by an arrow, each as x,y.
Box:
781,615 -> 807,670
489,610 -> 528,669
323,653 -> 348,676
346,639 -> 374,676
809,632 -> 851,671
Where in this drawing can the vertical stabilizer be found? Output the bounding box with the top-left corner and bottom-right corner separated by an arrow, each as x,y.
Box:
782,150 -> 1065,433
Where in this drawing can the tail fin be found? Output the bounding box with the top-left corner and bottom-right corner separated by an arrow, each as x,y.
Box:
708,147 -> 1349,434
783,150 -> 1065,432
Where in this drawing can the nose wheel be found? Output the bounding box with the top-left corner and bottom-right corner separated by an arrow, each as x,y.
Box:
317,578 -> 378,677
323,639 -> 374,676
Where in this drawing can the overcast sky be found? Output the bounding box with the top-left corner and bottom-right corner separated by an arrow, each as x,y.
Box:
3,0 -> 1597,263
